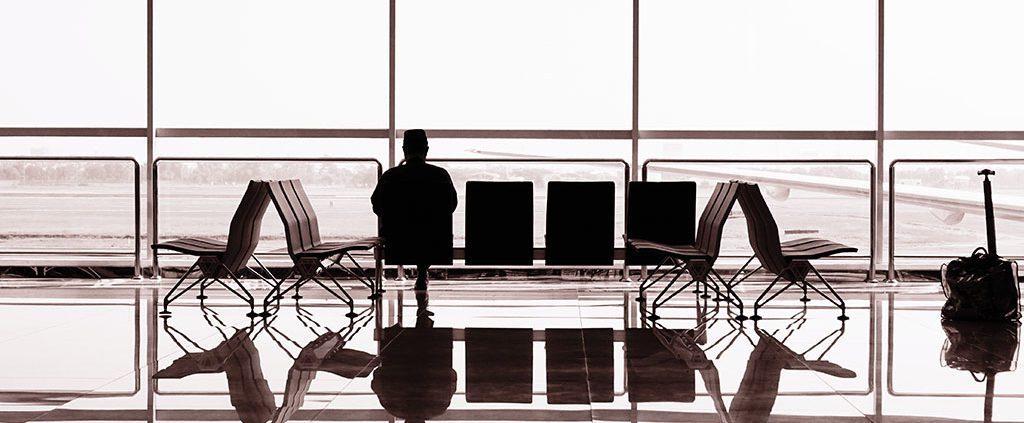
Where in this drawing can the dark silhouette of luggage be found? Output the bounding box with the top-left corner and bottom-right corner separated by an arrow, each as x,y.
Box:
941,169 -> 1021,322
941,319 -> 1020,422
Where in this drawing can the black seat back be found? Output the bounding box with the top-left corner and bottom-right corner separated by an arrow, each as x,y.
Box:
625,181 -> 697,265
735,182 -> 789,275
465,181 -> 534,265
222,180 -> 272,273
268,179 -> 320,258
694,182 -> 740,263
545,181 -> 616,265
286,179 -> 323,249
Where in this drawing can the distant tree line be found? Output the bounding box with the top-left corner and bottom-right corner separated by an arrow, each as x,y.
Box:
0,161 -> 619,188
0,162 -> 132,183
3,161 -> 1018,190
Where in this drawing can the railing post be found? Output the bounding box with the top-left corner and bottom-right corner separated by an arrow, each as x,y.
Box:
151,161 -> 160,278
867,163 -> 879,283
146,0 -> 157,280
885,162 -> 898,283
621,162 -> 633,282
134,160 -> 143,279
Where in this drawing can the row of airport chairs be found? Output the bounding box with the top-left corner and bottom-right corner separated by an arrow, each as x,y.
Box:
155,180 -> 381,318
628,181 -> 856,321
155,179 -> 856,320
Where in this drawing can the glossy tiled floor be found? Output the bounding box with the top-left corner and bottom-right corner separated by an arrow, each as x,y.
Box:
0,280 -> 1022,422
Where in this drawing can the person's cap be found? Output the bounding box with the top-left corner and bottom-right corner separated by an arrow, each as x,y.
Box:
403,129 -> 428,150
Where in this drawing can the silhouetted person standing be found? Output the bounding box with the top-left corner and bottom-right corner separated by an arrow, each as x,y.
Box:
372,129 -> 457,290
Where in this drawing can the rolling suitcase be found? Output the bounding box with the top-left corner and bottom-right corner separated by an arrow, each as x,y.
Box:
941,169 -> 1021,322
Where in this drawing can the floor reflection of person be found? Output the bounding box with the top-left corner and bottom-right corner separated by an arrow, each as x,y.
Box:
154,329 -> 275,423
372,292 -> 456,423
371,129 -> 458,291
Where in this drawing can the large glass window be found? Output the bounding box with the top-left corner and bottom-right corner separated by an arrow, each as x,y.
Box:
0,151 -> 141,253
155,0 -> 388,128
888,141 -> 1024,260
0,0 -> 145,127
886,0 -> 1024,130
641,140 -> 874,258
396,0 -> 632,129
640,0 -> 876,130
416,139 -> 631,247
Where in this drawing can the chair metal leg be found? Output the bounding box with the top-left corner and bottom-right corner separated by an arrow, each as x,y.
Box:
248,255 -> 280,290
637,256 -> 674,302
159,262 -> 202,316
216,264 -> 258,318
327,252 -> 378,299
648,270 -> 688,320
710,269 -> 747,321
750,272 -> 788,321
197,279 -> 209,300
261,272 -> 304,317
274,269 -> 296,300
316,262 -> 358,318
806,264 -> 849,321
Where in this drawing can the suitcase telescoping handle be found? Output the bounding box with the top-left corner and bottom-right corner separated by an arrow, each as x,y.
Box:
980,169 -> 997,256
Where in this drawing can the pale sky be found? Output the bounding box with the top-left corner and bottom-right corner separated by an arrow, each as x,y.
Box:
1,0 -> 1023,161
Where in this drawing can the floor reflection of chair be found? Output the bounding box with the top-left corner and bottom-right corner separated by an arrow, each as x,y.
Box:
154,312 -> 274,423
155,180 -> 275,317
264,306 -> 380,423
545,328 -> 614,404
629,181 -> 746,321
465,328 -> 533,403
262,179 -> 382,318
729,327 -> 855,422
629,300 -> 744,415
734,182 -> 858,321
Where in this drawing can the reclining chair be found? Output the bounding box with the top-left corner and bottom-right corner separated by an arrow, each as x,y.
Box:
261,179 -> 382,318
734,182 -> 857,321
154,180 -> 274,317
627,181 -> 745,321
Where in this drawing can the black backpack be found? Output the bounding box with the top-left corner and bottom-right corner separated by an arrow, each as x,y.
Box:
942,247 -> 1020,321
941,170 -> 1021,322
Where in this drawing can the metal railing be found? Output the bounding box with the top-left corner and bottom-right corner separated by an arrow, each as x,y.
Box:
151,157 -> 384,276
642,159 -> 878,282
887,158 -> 1024,282
0,156 -> 142,276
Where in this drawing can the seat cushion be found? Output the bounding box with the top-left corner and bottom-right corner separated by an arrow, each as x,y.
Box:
153,237 -> 226,256
781,238 -> 857,260
627,239 -> 709,259
295,237 -> 382,258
